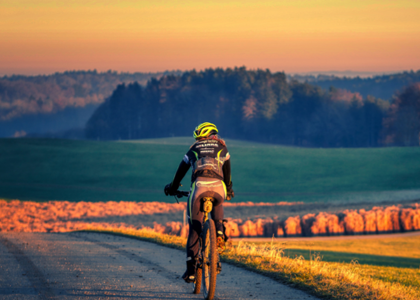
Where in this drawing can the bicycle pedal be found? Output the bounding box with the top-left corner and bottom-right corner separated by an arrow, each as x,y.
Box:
182,272 -> 196,283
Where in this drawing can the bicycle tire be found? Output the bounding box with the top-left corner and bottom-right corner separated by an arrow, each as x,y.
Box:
202,219 -> 217,300
193,264 -> 202,294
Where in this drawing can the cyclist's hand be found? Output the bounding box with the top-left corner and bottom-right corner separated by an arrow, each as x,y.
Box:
226,183 -> 234,201
164,183 -> 177,196
226,190 -> 234,201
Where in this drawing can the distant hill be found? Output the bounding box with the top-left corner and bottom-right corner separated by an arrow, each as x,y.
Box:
0,70 -> 182,137
289,70 -> 420,100
0,104 -> 97,138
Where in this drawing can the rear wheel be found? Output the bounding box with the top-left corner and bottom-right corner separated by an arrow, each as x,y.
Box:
202,219 -> 217,300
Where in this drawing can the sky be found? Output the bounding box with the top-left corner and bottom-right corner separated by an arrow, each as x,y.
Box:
1,0 -> 419,76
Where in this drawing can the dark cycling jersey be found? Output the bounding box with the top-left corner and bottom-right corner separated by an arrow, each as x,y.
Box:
170,135 -> 232,190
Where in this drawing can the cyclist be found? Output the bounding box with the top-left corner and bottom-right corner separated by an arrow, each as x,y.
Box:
164,122 -> 234,283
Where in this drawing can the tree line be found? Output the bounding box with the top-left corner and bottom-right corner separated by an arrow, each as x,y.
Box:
85,67 -> 420,147
289,70 -> 420,100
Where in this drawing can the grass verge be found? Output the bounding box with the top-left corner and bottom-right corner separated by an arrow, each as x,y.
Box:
283,249 -> 420,268
80,227 -> 420,300
275,235 -> 420,259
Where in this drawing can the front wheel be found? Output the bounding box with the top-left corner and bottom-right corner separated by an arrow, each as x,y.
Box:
202,219 -> 217,300
193,264 -> 202,294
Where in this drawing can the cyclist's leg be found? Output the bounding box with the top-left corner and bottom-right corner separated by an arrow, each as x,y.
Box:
208,181 -> 227,248
184,182 -> 203,282
208,179 -> 226,233
186,182 -> 204,259
212,205 -> 225,237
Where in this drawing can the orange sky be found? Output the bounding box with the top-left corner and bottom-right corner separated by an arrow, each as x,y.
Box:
1,0 -> 419,75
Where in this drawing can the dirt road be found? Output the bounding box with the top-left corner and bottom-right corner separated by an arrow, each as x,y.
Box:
0,232 -> 318,300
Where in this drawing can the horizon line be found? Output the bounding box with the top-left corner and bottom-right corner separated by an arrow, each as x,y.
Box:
1,67 -> 418,79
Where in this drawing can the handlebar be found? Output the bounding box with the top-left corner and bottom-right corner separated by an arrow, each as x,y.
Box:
173,190 -> 189,203
175,190 -> 189,198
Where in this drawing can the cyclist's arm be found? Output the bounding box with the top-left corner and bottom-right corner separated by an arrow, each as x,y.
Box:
170,157 -> 191,189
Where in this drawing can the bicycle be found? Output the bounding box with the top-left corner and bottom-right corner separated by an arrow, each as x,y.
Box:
174,191 -> 221,300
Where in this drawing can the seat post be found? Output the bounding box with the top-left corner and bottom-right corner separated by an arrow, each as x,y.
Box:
202,197 -> 213,222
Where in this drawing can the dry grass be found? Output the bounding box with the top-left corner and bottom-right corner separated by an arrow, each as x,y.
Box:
0,199 -> 301,233
224,241 -> 419,300
83,228 -> 420,300
3,200 -> 420,241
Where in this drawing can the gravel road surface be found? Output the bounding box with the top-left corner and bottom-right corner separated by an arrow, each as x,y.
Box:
0,232 -> 318,300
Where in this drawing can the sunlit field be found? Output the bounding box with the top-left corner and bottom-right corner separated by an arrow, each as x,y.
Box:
278,235 -> 420,259
1,137 -> 420,203
268,235 -> 420,269
2,199 -> 419,238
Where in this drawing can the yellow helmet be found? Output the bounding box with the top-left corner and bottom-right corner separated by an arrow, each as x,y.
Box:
193,122 -> 218,139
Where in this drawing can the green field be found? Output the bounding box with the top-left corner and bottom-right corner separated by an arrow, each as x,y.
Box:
1,137 -> 420,202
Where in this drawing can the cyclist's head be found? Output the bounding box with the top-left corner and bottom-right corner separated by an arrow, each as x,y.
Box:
193,122 -> 218,139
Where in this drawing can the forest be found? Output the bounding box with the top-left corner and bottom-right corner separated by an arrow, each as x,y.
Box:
85,67 -> 420,147
0,70 -> 180,121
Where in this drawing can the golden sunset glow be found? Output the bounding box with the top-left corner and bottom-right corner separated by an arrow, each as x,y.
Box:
1,0 -> 419,75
